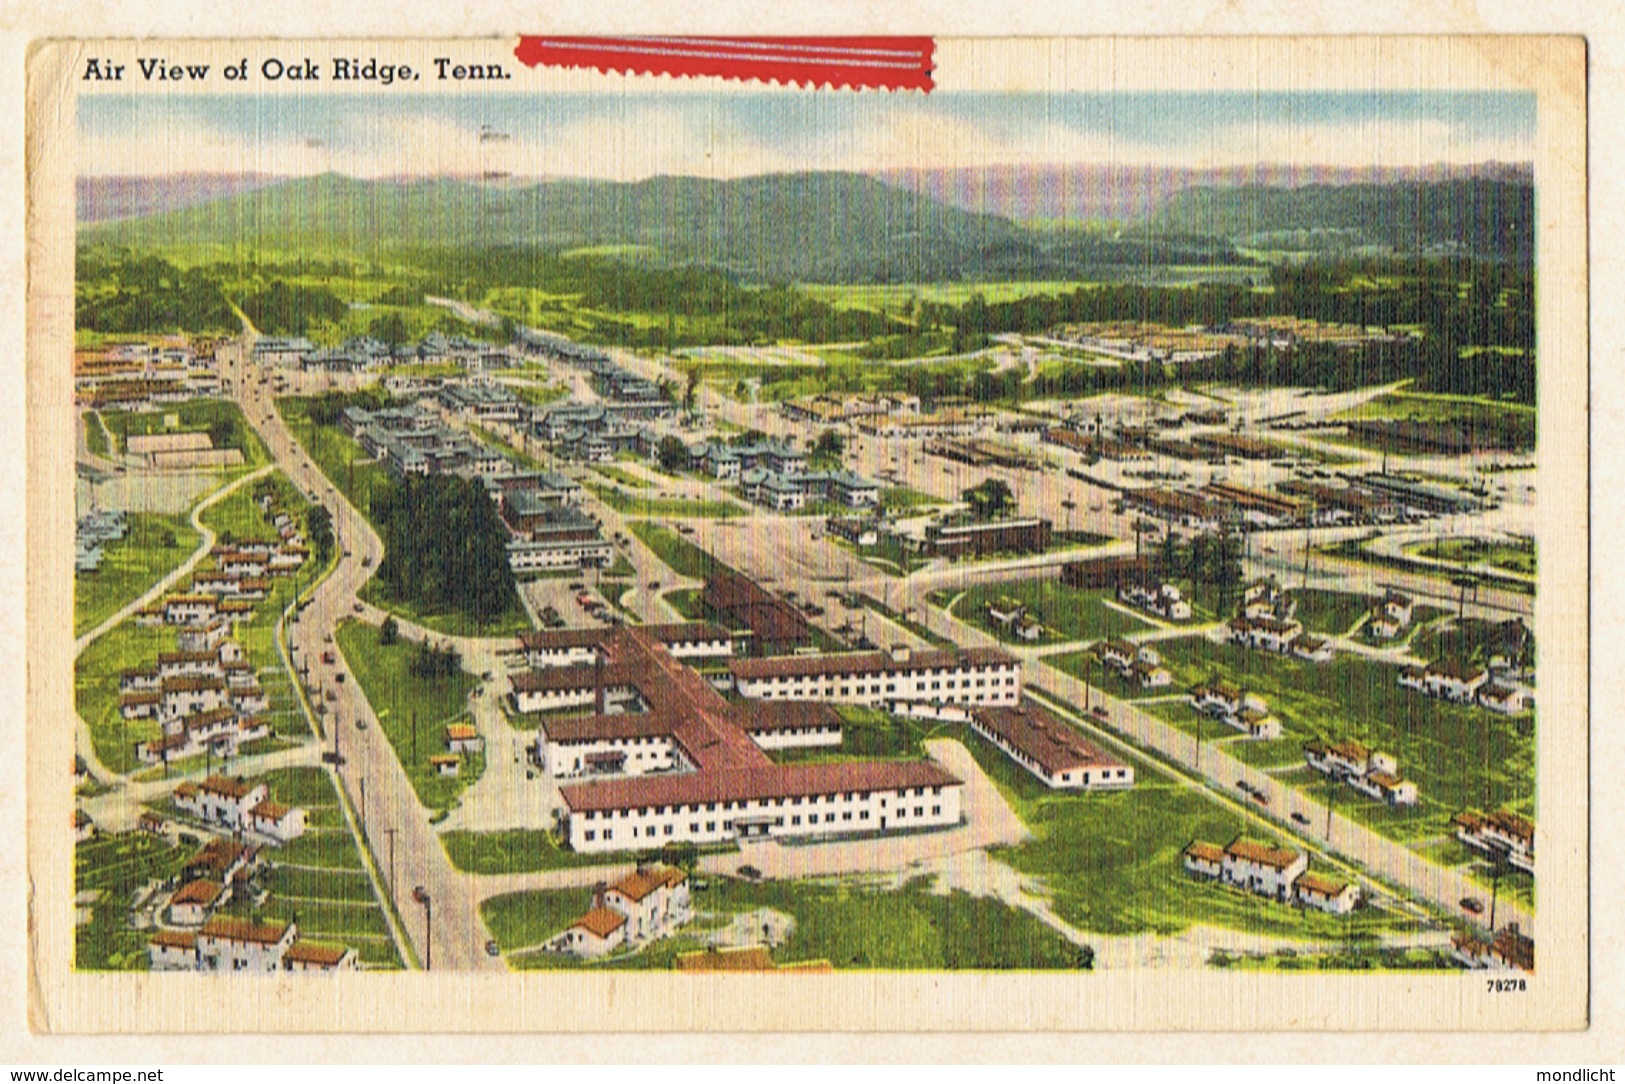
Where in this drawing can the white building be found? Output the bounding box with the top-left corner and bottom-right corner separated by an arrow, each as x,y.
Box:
560,760 -> 963,853
1294,872 -> 1360,914
195,918 -> 298,973
729,645 -> 1020,709
968,702 -> 1135,790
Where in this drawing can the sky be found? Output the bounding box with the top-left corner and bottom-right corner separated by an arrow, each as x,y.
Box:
78,90 -> 1535,180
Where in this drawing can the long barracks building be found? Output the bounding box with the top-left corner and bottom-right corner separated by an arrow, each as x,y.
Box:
514,627 -> 966,853
728,644 -> 1021,709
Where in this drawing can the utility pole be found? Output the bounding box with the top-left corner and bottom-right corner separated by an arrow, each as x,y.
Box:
360,776 -> 367,828
412,709 -> 418,766
385,826 -> 398,903
1488,851 -> 1504,933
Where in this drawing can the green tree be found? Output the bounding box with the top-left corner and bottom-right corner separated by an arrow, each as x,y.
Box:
657,435 -> 689,474
962,478 -> 1014,521
379,615 -> 399,647
811,429 -> 845,464
305,505 -> 334,564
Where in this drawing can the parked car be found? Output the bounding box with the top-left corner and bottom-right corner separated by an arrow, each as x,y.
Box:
412,885 -> 429,905
485,940 -> 501,957
322,650 -> 336,664
1251,792 -> 1269,806
1461,897 -> 1485,915
1291,812 -> 1310,826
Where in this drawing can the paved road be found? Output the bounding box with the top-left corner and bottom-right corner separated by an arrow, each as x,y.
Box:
904,595 -> 1537,939
223,339 -> 506,972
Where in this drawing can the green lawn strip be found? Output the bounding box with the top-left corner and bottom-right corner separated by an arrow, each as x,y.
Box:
272,830 -> 366,870
494,875 -> 1090,970
585,482 -> 746,519
74,512 -> 199,636
1136,700 -> 1305,770
766,704 -> 937,765
440,828 -> 636,875
83,410 -> 111,455
944,579 -> 1156,645
265,864 -> 376,902
101,397 -> 271,467
628,520 -> 735,580
591,464 -> 653,489
853,594 -> 955,649
250,897 -> 394,940
1129,635 -> 1533,845
1220,944 -> 1460,972
944,723 -> 1417,942
831,533 -> 929,577
1288,588 -> 1377,636
879,485 -> 946,512
1405,537 -> 1535,577
661,587 -> 708,621
334,619 -> 482,811
357,578 -> 534,638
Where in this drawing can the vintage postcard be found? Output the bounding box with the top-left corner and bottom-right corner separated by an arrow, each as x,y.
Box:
25,35 -> 1588,1033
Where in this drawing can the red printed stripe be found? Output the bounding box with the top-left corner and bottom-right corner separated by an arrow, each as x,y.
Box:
513,36 -> 935,91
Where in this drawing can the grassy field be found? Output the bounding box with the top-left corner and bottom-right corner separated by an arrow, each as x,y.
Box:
102,398 -> 270,468
584,482 -> 746,519
83,410 -> 111,456
1407,537 -> 1536,577
948,722 -> 1424,942
75,622 -> 174,773
74,512 -> 198,636
355,578 -> 534,639
879,484 -> 946,512
334,619 -> 483,811
942,580 -> 1157,645
1116,635 -> 1535,843
799,281 -> 1088,317
765,704 -> 938,765
441,828 -> 638,875
628,521 -> 733,581
75,832 -> 193,970
491,874 -> 1091,971
1288,588 -> 1377,637
590,463 -> 653,489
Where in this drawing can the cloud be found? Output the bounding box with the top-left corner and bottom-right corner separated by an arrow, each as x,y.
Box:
77,95 -> 1532,179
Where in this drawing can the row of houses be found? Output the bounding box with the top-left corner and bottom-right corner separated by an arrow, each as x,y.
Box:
1095,640 -> 1174,690
150,918 -> 358,972
1303,739 -> 1419,806
75,338 -> 223,411
738,468 -> 880,512
1451,808 -> 1535,874
171,774 -> 309,843
1397,660 -> 1530,715
1182,838 -> 1361,914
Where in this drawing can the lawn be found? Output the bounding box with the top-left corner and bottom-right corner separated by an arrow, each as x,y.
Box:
584,482 -> 746,519
440,828 -> 637,875
591,463 -> 653,489
1115,635 -> 1535,844
945,579 -> 1157,645
356,578 -> 534,639
102,397 -> 270,468
628,520 -> 733,581
83,410 -> 111,456
1407,537 -> 1536,577
74,511 -> 198,636
334,619 -> 483,811
832,532 -> 929,577
766,704 -> 939,765
75,621 -> 177,773
1287,588 -> 1377,637
661,587 -> 707,621
275,396 -> 394,517
492,874 -> 1092,971
879,485 -> 946,512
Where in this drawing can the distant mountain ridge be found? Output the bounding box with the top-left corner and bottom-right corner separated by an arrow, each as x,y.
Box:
81,167 -> 1531,278
77,172 -> 281,224
876,161 -> 1533,224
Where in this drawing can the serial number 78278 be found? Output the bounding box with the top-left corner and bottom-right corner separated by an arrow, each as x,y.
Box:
1487,978 -> 1528,992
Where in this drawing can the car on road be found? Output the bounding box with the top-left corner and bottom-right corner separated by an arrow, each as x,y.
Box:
1291,812 -> 1310,826
322,650 -> 336,664
1461,897 -> 1485,915
485,940 -> 501,957
1251,792 -> 1269,806
335,673 -> 346,684
1092,705 -> 1108,718
356,719 -> 368,731
353,602 -> 363,613
412,885 -> 429,905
